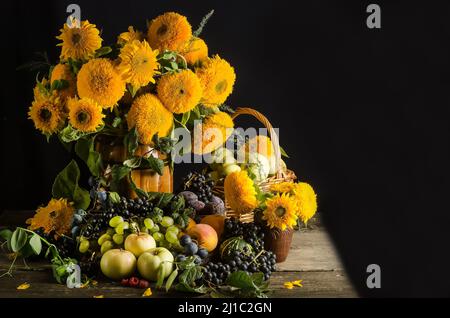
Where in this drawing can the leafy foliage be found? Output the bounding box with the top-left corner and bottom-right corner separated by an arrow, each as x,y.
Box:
52,160 -> 90,209
193,10 -> 215,37
210,271 -> 271,298
75,136 -> 103,177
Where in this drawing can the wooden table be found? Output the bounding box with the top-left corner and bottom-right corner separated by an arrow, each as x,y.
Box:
0,211 -> 357,298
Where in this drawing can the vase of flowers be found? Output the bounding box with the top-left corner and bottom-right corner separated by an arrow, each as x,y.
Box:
255,181 -> 318,262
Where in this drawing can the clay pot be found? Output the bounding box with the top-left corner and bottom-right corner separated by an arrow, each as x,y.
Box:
263,227 -> 294,263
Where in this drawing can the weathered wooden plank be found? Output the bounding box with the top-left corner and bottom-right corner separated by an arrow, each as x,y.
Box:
277,230 -> 345,272
0,270 -> 356,298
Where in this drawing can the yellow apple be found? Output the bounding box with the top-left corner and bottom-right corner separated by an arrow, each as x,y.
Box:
124,233 -> 156,257
100,249 -> 136,280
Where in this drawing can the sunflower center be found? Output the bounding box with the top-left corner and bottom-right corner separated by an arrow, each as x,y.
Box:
77,111 -> 91,124
71,32 -> 82,45
157,24 -> 168,36
179,88 -> 185,95
275,206 -> 286,218
215,80 -> 228,94
38,108 -> 52,122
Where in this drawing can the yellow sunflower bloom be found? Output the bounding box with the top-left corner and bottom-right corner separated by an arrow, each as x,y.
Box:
117,40 -> 159,88
157,69 -> 202,113
182,37 -> 208,65
50,63 -> 77,101
28,99 -> 65,135
196,55 -> 236,106
263,193 -> 298,231
193,111 -> 234,154
224,171 -> 258,215
293,182 -> 317,224
127,94 -> 173,145
56,19 -> 102,61
147,12 -> 192,52
26,198 -> 75,239
77,58 -> 125,109
68,97 -> 105,132
117,26 -> 143,46
270,182 -> 296,194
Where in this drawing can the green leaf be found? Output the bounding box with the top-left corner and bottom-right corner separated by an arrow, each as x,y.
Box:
10,228 -> 27,253
193,9 -> 215,37
0,229 -> 12,241
279,146 -> 289,158
142,156 -> 164,175
110,165 -> 131,192
75,137 -> 103,177
59,125 -> 85,143
123,157 -> 142,169
175,282 -> 208,294
126,83 -> 139,98
181,111 -> 191,125
165,269 -> 178,292
29,234 -> 42,255
156,265 -> 166,289
95,46 -> 112,57
51,79 -> 69,91
225,270 -> 257,290
124,127 -> 139,156
52,160 -> 91,210
112,117 -> 122,128
109,192 -> 121,204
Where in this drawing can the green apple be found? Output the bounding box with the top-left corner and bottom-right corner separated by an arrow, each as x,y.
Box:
100,249 -> 136,280
124,233 -> 156,257
137,247 -> 174,281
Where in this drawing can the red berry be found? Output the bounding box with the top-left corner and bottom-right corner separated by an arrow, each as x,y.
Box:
129,277 -> 139,287
138,279 -> 149,289
120,278 -> 129,287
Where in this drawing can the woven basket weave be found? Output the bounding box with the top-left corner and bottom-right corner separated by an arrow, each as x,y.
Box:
213,107 -> 296,223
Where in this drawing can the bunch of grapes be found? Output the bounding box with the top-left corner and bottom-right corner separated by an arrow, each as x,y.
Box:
180,171 -> 215,203
223,218 -> 265,253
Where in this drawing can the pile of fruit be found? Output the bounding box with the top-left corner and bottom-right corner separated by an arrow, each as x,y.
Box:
63,172 -> 277,293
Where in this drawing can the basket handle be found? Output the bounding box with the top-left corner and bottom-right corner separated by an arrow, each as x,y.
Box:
231,107 -> 283,178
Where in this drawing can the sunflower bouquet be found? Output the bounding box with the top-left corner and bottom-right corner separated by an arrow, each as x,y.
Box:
3,10 -> 318,293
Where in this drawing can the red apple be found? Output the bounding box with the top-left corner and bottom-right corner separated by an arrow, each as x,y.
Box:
187,224 -> 218,252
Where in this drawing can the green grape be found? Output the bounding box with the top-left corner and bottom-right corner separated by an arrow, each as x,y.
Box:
166,225 -> 179,235
112,233 -> 124,245
149,224 -> 160,234
109,216 -> 124,228
165,231 -> 179,244
152,232 -> 164,242
115,221 -> 129,234
101,240 -> 114,254
97,233 -> 111,246
106,228 -> 115,236
152,215 -> 163,224
159,239 -> 172,249
144,218 -> 155,230
78,240 -> 89,253
161,216 -> 174,227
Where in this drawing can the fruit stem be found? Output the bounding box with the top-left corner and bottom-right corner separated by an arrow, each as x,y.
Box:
249,249 -> 264,265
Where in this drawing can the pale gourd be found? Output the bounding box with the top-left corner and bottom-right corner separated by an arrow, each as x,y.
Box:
244,153 -> 270,182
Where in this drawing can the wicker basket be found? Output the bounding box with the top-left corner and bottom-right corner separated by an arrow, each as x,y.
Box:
213,107 -> 297,223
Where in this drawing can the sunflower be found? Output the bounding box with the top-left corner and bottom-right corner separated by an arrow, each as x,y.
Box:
262,193 -> 298,231
293,182 -> 317,224
196,55 -> 236,106
117,40 -> 159,88
28,98 -> 65,135
50,63 -> 77,100
147,12 -> 192,52
182,37 -> 208,65
192,111 -> 234,154
68,97 -> 105,132
224,171 -> 258,215
77,58 -> 125,109
27,198 -> 75,239
56,19 -> 102,61
127,93 -> 173,144
117,26 -> 144,46
157,69 -> 202,113
270,182 -> 296,194
245,135 -> 274,158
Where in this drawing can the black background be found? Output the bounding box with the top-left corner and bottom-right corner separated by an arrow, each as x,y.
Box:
2,0 -> 450,297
